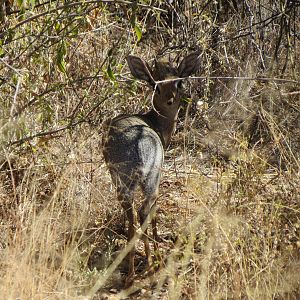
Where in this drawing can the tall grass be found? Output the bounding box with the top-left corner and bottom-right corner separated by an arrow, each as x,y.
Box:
0,1 -> 299,299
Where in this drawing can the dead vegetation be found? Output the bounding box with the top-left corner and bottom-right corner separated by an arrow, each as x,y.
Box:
0,0 -> 300,299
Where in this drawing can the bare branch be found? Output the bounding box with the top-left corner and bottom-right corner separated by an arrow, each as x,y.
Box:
1,0 -> 166,39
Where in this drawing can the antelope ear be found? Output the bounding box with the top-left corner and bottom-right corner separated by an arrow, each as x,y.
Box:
178,51 -> 201,78
126,56 -> 155,86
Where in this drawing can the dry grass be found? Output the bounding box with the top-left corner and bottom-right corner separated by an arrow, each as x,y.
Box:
1,1 -> 300,299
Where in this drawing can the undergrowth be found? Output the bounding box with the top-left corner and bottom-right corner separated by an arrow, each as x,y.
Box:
0,1 -> 299,299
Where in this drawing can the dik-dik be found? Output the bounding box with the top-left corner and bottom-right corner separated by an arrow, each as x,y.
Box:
103,52 -> 200,283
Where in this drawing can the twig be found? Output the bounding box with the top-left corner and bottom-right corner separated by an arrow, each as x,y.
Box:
0,58 -> 22,75
0,159 -> 103,173
8,122 -> 81,146
1,0 -> 167,39
13,74 -> 104,118
156,76 -> 300,85
10,77 -> 21,118
8,91 -> 112,147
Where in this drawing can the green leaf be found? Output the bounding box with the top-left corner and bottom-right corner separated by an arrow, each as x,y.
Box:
107,65 -> 115,81
181,97 -> 192,103
0,40 -> 4,57
134,24 -> 142,41
29,0 -> 35,8
55,21 -> 61,32
56,41 -> 67,73
70,25 -> 79,37
16,0 -> 26,14
57,59 -> 66,73
16,0 -> 24,8
130,14 -> 136,27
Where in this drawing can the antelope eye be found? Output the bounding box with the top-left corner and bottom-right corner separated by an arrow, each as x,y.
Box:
167,99 -> 174,105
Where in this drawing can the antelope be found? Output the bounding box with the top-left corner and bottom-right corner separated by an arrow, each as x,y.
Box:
103,52 -> 200,284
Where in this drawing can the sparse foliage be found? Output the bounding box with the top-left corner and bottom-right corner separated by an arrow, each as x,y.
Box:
0,0 -> 299,299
